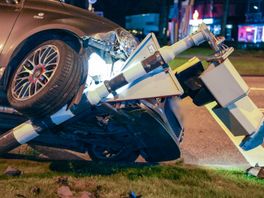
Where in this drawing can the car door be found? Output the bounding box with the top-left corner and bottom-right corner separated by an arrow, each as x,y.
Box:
0,0 -> 22,55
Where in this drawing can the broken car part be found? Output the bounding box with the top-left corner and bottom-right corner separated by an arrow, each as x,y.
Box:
0,21 -> 263,164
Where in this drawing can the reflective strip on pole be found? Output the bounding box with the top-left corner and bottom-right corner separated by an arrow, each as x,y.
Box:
13,121 -> 39,144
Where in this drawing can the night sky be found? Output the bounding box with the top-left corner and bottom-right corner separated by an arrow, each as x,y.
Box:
93,0 -> 249,27
94,0 -> 170,27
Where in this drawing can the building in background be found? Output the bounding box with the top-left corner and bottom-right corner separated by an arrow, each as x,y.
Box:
238,0 -> 264,48
95,0 -> 171,43
186,0 -> 246,41
92,0 -> 263,48
246,0 -> 264,23
125,14 -> 160,38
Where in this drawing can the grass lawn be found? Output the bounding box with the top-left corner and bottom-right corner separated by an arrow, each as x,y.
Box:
169,48 -> 264,76
0,159 -> 264,198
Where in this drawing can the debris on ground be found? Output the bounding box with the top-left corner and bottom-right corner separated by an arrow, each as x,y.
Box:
56,176 -> 69,186
38,153 -> 49,159
57,186 -> 73,198
31,186 -> 41,195
129,191 -> 142,198
247,164 -> 264,179
79,191 -> 93,198
120,191 -> 143,198
73,180 -> 88,191
15,194 -> 26,198
94,185 -> 103,198
4,166 -> 22,176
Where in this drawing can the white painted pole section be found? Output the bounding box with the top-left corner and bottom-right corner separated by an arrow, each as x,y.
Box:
159,31 -> 205,63
123,62 -> 146,82
206,102 -> 264,167
13,121 -> 39,144
87,61 -> 147,105
86,83 -> 110,105
50,106 -> 75,125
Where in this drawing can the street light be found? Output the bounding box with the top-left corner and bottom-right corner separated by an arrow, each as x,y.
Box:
88,0 -> 97,12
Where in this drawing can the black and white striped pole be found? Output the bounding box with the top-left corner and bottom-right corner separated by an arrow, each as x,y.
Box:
0,120 -> 41,153
0,24 -> 210,154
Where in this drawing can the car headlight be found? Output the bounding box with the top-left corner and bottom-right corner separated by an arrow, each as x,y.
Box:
90,28 -> 138,59
115,28 -> 138,57
85,29 -> 138,86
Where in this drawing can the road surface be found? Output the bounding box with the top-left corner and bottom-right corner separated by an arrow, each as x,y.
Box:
180,76 -> 264,168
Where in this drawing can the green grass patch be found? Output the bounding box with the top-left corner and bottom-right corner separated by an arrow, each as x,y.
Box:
0,159 -> 264,198
169,48 -> 264,76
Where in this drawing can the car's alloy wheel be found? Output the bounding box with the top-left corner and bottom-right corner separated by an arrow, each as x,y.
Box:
11,45 -> 60,101
7,40 -> 83,118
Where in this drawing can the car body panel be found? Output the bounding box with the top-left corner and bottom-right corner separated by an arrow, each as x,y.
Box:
0,0 -> 119,82
0,0 -> 22,55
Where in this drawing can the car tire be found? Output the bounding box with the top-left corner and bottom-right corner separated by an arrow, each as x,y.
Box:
7,40 -> 83,118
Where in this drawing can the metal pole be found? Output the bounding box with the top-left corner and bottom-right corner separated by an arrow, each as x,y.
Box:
221,0 -> 230,36
175,0 -> 182,41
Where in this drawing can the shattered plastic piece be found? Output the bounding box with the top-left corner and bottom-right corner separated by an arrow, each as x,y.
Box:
56,176 -> 69,186
57,186 -> 73,198
15,194 -> 26,198
258,168 -> 264,179
90,28 -> 138,60
129,192 -> 137,198
247,165 -> 264,179
129,192 -> 142,198
4,166 -> 21,176
31,186 -> 41,195
79,191 -> 93,198
115,28 -> 138,57
240,122 -> 264,151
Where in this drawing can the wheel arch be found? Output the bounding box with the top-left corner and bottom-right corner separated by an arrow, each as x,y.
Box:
2,29 -> 83,90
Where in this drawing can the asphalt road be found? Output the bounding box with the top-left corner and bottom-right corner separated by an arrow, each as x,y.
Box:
180,76 -> 264,168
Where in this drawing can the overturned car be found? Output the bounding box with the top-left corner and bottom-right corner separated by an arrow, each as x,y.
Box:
0,0 -> 263,163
